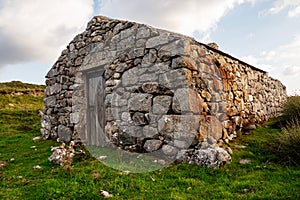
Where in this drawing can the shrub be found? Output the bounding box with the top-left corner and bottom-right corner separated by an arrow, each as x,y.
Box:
281,95 -> 300,123
271,96 -> 300,166
272,95 -> 300,129
273,119 -> 300,166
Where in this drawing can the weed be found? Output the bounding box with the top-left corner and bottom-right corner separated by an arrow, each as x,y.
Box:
277,95 -> 300,127
272,120 -> 300,166
270,95 -> 300,166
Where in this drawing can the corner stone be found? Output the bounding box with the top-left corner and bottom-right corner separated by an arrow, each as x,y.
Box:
58,125 -> 72,142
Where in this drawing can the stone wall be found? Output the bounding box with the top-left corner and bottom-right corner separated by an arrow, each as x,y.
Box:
41,16 -> 287,167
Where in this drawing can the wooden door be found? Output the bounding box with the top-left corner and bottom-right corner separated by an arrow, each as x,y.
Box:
86,71 -> 106,147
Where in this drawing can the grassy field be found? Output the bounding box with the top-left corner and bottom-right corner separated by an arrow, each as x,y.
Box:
0,81 -> 45,94
0,81 -> 44,110
0,82 -> 300,199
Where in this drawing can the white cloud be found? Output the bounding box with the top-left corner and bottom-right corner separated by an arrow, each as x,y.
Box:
243,34 -> 300,72
0,0 -> 94,67
269,0 -> 300,17
0,0 -> 257,68
246,32 -> 255,39
99,0 -> 254,41
283,66 -> 300,76
241,35 -> 300,94
288,5 -> 300,17
265,35 -> 300,69
241,55 -> 259,65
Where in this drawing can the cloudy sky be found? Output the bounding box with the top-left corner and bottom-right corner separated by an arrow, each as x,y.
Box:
0,0 -> 299,94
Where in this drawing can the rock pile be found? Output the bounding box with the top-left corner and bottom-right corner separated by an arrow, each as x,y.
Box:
48,141 -> 75,169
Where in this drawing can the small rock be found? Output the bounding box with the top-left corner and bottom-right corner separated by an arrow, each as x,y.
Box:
32,136 -> 42,142
17,176 -> 23,179
150,176 -> 155,182
235,145 -> 247,149
243,124 -> 256,130
98,156 -> 107,160
32,165 -> 42,169
0,161 -> 8,168
31,146 -> 37,149
10,158 -> 15,161
243,188 -> 249,193
239,159 -> 251,164
176,146 -> 232,168
100,190 -> 113,198
121,170 -> 130,175
8,103 -> 14,107
207,42 -> 219,50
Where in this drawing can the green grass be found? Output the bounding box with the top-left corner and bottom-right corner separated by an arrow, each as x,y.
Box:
0,95 -> 44,110
0,81 -> 44,110
0,81 -> 45,94
0,88 -> 300,199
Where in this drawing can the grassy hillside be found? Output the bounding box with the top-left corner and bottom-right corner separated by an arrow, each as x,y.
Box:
0,81 -> 45,93
0,82 -> 299,199
0,81 -> 44,110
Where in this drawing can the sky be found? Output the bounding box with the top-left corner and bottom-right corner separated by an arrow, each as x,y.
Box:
0,0 -> 299,95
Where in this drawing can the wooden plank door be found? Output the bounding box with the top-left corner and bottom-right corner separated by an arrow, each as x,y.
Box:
87,72 -> 106,147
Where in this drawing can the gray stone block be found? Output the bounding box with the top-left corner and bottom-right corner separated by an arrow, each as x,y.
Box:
128,93 -> 153,112
58,125 -> 72,142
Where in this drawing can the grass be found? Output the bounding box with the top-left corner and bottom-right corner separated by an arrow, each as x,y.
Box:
282,95 -> 300,122
274,95 -> 300,128
0,81 -> 44,110
273,120 -> 300,166
0,82 -> 300,199
1,116 -> 300,199
270,95 -> 300,166
0,81 -> 45,94
0,95 -> 44,111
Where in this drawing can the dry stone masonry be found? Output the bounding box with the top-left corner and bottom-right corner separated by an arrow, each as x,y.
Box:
41,16 -> 287,168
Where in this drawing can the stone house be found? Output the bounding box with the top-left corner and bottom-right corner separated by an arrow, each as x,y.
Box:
41,16 -> 287,167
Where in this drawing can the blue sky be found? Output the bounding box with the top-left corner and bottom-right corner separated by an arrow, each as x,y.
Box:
0,0 -> 299,94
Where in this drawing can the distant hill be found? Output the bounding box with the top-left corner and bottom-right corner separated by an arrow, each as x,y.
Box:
0,81 -> 45,110
0,81 -> 45,96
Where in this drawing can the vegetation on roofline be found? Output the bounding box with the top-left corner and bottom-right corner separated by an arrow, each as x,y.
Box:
0,82 -> 299,199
